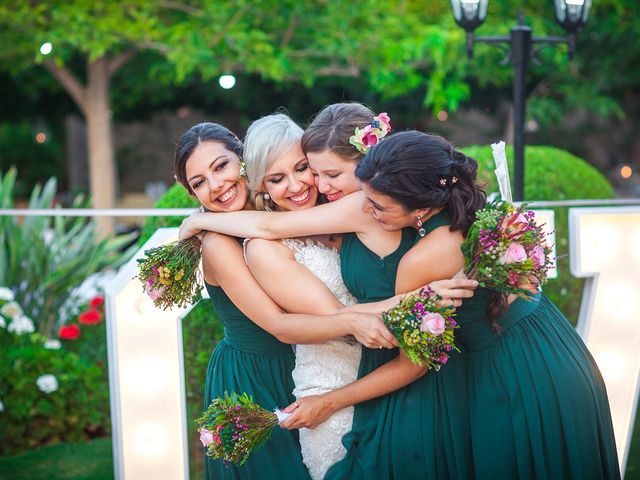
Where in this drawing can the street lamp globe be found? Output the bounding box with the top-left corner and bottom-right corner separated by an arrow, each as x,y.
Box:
450,0 -> 489,32
554,0 -> 592,33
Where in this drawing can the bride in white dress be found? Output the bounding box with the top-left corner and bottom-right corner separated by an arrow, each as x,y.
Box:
282,238 -> 360,480
242,114 -> 372,479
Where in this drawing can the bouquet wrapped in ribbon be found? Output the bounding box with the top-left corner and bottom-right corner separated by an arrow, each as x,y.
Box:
196,392 -> 288,466
461,200 -> 553,298
382,287 -> 459,369
136,236 -> 203,310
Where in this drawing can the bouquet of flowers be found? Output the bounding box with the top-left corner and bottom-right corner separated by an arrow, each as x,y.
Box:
136,236 -> 203,310
461,200 -> 553,298
382,287 -> 459,369
196,392 -> 287,466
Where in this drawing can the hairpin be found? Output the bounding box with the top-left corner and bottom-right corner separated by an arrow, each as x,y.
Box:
349,113 -> 392,154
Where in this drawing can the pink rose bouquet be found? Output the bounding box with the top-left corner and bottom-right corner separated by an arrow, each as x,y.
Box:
461,201 -> 553,299
136,237 -> 202,310
196,392 -> 282,466
382,287 -> 459,369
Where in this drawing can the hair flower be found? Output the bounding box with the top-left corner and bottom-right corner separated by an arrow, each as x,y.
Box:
349,113 -> 392,154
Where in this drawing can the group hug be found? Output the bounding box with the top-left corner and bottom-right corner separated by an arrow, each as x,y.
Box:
173,102 -> 620,479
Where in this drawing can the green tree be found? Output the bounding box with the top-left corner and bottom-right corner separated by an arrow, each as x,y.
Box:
0,0 -> 471,234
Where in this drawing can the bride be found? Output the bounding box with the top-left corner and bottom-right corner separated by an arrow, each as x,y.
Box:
241,113 -> 364,479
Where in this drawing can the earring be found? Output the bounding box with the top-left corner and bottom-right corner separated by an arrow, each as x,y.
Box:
417,216 -> 426,237
239,161 -> 246,177
263,192 -> 270,200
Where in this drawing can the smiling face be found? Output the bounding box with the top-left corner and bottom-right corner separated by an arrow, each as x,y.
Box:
307,150 -> 361,203
263,143 -> 318,211
185,141 -> 249,212
361,182 -> 424,231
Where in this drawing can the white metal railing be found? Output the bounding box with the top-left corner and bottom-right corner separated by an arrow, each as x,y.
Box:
0,198 -> 639,217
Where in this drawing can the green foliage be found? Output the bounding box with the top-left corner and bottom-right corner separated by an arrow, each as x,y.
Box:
0,122 -> 64,198
0,169 -> 136,337
138,183 -> 198,245
0,328 -> 109,455
0,437 -> 114,480
460,145 -> 615,322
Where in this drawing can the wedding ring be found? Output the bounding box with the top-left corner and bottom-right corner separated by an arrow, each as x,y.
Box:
378,344 -> 383,349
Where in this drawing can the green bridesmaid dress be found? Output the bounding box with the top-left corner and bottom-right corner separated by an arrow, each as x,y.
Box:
455,288 -> 620,479
326,217 -> 472,479
203,282 -> 311,480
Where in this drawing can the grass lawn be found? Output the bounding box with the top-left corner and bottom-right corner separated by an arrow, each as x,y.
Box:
0,438 -> 113,480
2,416 -> 640,479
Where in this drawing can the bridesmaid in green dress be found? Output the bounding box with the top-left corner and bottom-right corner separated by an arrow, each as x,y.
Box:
173,122 -> 398,480
346,130 -> 620,479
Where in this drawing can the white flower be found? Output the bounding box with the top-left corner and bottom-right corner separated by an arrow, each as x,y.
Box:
0,316 -> 5,329
8,315 -> 36,335
0,398 -> 4,412
0,287 -> 14,301
36,374 -> 58,394
0,301 -> 23,319
44,339 -> 62,350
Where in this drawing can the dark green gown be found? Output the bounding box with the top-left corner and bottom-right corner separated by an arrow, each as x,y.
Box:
455,288 -> 620,479
326,218 -> 472,479
203,282 -> 311,480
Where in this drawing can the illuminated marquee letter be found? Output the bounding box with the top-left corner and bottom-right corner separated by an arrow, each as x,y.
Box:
106,228 -> 200,479
570,206 -> 640,473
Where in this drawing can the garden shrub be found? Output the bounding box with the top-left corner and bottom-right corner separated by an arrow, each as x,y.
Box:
138,183 -> 198,245
460,145 -> 615,323
0,294 -> 110,455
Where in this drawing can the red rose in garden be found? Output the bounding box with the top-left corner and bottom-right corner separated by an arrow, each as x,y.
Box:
89,296 -> 104,309
59,323 -> 81,340
78,309 -> 102,325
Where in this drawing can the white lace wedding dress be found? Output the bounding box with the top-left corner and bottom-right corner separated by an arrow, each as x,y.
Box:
281,238 -> 362,480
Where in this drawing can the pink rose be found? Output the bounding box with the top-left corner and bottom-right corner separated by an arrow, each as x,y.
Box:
501,212 -> 528,237
499,243 -> 527,264
420,312 -> 446,336
361,126 -> 379,148
199,428 -> 214,447
144,281 -> 166,301
530,245 -> 546,267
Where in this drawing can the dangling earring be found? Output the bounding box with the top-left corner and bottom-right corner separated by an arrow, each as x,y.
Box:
239,161 -> 246,178
417,215 -> 426,237
263,192 -> 270,200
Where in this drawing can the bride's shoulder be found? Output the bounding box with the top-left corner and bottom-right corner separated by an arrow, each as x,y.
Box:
244,237 -> 294,264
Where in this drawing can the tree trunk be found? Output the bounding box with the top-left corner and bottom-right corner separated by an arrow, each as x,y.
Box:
86,58 -> 116,236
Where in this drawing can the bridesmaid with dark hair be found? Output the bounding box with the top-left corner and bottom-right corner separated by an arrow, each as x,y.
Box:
344,130 -> 620,480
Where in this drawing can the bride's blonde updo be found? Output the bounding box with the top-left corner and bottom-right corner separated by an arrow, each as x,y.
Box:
243,113 -> 304,211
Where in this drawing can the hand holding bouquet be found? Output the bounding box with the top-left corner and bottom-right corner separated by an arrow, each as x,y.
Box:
461,201 -> 553,299
196,392 -> 288,466
136,236 -> 203,310
382,287 -> 458,369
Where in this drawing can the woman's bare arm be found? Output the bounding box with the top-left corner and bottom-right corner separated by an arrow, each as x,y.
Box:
179,192 -> 380,241
202,233 -> 396,347
279,227 -> 473,429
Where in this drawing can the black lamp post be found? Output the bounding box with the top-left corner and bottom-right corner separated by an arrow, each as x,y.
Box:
450,0 -> 592,201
